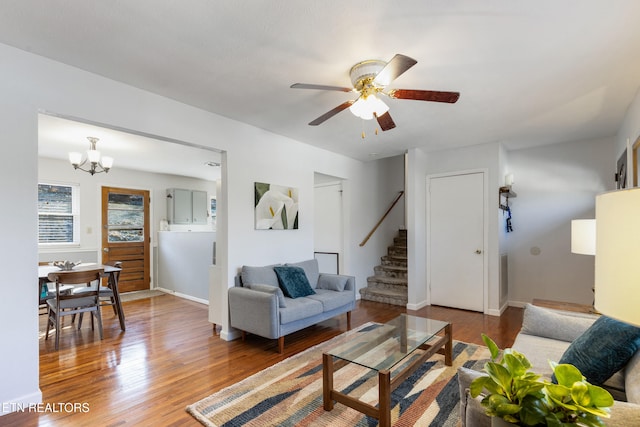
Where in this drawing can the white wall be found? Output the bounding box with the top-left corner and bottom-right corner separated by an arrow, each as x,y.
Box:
505,137 -> 614,305
407,142 -> 502,314
0,42 -> 394,412
406,148 -> 428,308
38,157 -> 216,262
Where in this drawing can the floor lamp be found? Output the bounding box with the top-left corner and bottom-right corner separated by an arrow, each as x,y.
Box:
594,188 -> 640,327
571,219 -> 596,307
571,219 -> 596,256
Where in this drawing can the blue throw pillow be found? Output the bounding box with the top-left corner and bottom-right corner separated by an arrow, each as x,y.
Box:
558,315 -> 640,385
273,266 -> 315,299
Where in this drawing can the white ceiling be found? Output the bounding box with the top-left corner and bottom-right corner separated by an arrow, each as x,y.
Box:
37,113 -> 222,181
4,1 -> 640,166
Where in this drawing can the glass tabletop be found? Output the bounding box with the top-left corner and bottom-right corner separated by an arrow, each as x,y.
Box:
327,314 -> 449,372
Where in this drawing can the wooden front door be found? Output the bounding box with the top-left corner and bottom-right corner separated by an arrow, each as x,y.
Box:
101,186 -> 150,293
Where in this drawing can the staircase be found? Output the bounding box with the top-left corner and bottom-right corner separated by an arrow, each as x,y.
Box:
359,229 -> 408,306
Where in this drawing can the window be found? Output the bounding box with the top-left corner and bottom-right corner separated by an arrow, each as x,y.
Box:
38,183 -> 80,245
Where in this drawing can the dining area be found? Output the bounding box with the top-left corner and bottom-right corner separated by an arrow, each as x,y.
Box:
38,261 -> 126,350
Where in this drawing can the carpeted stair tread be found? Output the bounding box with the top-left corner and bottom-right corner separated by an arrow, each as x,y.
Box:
359,229 -> 409,306
359,287 -> 408,304
373,265 -> 408,279
366,275 -> 408,285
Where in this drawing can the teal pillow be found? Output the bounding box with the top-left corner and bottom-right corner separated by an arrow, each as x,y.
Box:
273,266 -> 315,299
558,315 -> 640,385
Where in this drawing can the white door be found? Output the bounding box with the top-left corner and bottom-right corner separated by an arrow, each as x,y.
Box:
314,182 -> 343,273
428,172 -> 485,312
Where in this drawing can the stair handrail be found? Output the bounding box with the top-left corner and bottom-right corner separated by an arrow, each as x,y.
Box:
359,191 -> 405,247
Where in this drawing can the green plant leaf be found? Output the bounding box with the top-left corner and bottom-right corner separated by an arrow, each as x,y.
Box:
519,394 -> 547,425
571,381 -> 590,406
587,384 -> 614,408
481,333 -> 500,360
494,402 -> 521,416
485,363 -> 512,394
470,376 -> 490,398
503,352 -> 528,377
552,363 -> 583,387
545,383 -> 571,400
543,413 -> 564,427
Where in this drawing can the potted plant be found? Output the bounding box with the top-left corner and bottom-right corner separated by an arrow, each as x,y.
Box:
469,334 -> 614,426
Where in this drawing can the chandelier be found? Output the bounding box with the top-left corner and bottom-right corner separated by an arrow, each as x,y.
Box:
69,137 -> 114,175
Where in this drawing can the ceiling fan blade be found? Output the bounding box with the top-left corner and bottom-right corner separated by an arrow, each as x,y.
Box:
375,111 -> 396,131
308,100 -> 355,126
388,89 -> 460,103
373,54 -> 418,86
291,83 -> 353,92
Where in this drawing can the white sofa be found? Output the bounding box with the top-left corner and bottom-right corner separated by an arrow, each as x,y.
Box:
458,304 -> 640,426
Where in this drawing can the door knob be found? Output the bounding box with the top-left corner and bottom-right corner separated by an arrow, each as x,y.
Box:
475,249 -> 482,254
103,248 -> 110,253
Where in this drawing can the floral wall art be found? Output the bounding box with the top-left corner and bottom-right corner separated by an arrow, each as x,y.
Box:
254,182 -> 299,230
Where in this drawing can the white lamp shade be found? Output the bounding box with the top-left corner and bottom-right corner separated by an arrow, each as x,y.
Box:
594,188 -> 640,326
349,95 -> 388,120
101,156 -> 114,169
68,152 -> 82,165
370,95 -> 389,116
349,97 -> 373,120
571,219 -> 596,255
87,149 -> 101,163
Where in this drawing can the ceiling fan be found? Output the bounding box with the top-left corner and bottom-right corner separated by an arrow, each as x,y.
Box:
291,54 -> 460,132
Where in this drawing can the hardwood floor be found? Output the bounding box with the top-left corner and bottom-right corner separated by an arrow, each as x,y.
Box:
2,294 -> 522,426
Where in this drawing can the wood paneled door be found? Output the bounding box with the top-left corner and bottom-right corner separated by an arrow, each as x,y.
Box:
101,187 -> 150,293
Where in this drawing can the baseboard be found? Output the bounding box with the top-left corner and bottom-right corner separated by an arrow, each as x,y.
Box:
406,300 -> 429,311
0,389 -> 43,415
220,328 -> 241,342
507,300 -> 528,308
155,287 -> 208,305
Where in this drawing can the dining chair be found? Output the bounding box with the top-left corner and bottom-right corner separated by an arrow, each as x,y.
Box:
73,261 -> 124,323
45,268 -> 104,350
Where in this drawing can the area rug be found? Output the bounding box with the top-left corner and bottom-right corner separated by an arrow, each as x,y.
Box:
186,323 -> 491,426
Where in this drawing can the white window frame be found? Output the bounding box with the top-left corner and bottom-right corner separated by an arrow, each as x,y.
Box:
38,182 -> 81,247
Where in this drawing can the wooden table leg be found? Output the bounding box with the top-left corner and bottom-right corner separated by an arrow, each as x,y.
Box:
444,323 -> 453,366
379,370 -> 391,427
323,353 -> 334,411
109,272 -> 126,331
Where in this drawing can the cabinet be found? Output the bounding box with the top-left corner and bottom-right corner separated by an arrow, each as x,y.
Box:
167,188 -> 208,224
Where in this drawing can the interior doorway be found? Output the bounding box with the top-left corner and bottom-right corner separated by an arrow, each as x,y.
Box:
314,173 -> 345,274
427,170 -> 487,312
37,112 -> 224,296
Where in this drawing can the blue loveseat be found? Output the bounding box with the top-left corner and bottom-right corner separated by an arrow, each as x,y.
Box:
228,259 -> 356,353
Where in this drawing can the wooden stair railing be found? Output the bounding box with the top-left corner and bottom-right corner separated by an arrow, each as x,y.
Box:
359,191 -> 405,247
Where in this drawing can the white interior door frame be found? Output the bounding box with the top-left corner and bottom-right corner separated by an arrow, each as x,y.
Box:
426,168 -> 489,313
314,179 -> 345,274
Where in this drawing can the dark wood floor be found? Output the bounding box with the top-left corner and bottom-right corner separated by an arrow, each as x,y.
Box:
2,294 -> 522,426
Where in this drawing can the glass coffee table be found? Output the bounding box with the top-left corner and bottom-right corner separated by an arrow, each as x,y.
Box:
322,314 -> 452,427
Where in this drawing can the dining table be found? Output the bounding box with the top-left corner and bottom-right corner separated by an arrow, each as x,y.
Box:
38,263 -> 125,331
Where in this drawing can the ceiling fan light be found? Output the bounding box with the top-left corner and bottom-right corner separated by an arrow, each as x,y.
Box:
351,96 -> 382,120
349,98 -> 371,120
371,96 -> 389,116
